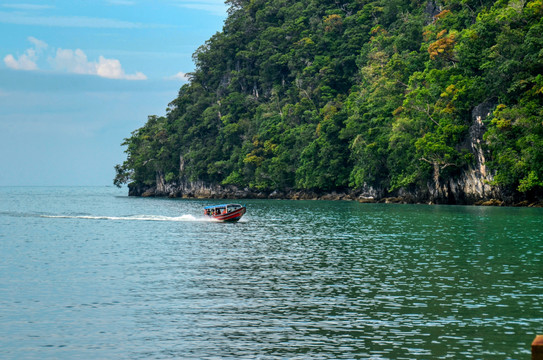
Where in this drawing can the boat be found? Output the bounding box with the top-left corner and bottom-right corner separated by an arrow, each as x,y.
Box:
204,203 -> 246,222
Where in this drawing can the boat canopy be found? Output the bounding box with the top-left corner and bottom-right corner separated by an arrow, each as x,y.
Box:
204,204 -> 243,210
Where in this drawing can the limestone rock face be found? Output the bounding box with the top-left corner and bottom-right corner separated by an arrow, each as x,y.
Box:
419,101 -> 500,204
425,0 -> 441,23
458,101 -> 499,199
449,101 -> 499,203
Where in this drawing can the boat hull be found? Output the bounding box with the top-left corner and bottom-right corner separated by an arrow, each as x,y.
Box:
211,207 -> 246,222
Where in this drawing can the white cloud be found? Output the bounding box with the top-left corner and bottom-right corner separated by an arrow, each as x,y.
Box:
51,48 -> 95,75
167,71 -> 190,81
28,36 -> 48,51
50,48 -> 147,80
3,36 -> 46,70
96,56 -> 147,80
4,52 -> 37,71
4,37 -> 146,80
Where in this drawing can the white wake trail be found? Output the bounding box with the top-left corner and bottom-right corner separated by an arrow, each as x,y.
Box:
41,214 -> 205,222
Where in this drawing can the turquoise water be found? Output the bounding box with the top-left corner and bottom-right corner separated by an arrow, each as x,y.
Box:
1,187 -> 542,359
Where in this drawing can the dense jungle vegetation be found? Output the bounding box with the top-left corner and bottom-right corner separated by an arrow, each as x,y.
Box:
115,0 -> 543,198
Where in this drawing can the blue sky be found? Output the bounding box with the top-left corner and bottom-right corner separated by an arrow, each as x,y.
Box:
0,0 -> 227,186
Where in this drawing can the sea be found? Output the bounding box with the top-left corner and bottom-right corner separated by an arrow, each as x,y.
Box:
1,186 -> 542,359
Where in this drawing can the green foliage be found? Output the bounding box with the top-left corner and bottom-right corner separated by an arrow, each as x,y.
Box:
481,0 -> 543,194
114,0 -> 543,199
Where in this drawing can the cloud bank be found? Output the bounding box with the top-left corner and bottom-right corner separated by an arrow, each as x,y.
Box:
51,49 -> 147,80
4,37 -> 147,80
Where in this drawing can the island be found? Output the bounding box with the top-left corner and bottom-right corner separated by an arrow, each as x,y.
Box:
115,0 -> 543,206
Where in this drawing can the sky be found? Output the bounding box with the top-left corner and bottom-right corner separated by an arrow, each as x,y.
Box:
0,0 -> 227,186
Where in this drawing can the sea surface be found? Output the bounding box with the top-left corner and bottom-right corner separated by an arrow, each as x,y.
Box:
1,186 -> 542,359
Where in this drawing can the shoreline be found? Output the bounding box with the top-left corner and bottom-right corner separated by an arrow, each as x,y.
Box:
128,183 -> 543,208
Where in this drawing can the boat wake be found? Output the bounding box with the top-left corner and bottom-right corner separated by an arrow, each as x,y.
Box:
40,214 -> 206,222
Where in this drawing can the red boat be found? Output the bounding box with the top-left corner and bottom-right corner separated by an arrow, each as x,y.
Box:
204,204 -> 246,222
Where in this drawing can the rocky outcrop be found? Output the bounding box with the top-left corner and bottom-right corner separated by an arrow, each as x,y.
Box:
416,100 -> 501,205
454,101 -> 500,201
425,0 -> 442,23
